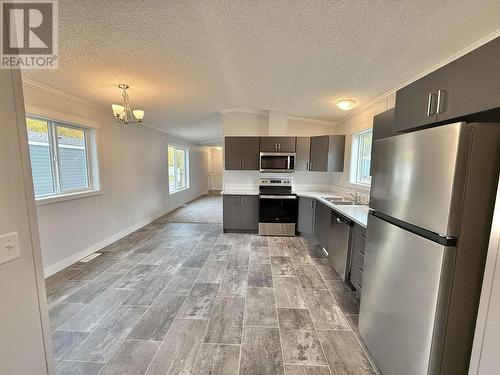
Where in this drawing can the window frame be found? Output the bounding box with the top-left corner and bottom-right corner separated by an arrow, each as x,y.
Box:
26,115 -> 101,204
168,144 -> 190,194
349,128 -> 372,188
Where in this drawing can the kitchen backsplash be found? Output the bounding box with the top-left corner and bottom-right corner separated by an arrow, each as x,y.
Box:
223,170 -> 370,204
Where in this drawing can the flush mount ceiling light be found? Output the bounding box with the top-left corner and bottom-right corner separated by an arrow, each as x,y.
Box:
111,84 -> 145,124
336,99 -> 357,111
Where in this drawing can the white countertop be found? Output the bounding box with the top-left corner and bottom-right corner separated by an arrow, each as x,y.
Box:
222,189 -> 369,228
221,189 -> 259,195
294,191 -> 369,228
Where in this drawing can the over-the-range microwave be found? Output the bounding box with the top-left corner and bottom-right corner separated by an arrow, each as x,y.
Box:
260,152 -> 295,173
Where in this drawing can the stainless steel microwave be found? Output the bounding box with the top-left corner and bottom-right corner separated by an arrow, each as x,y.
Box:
260,152 -> 295,172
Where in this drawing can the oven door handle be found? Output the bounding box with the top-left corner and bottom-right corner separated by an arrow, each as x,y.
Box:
259,195 -> 297,199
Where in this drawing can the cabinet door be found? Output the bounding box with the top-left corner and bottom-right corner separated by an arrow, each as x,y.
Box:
394,71 -> 440,132
260,137 -> 296,152
223,195 -> 241,229
239,196 -> 259,231
295,137 -> 311,171
309,135 -> 329,171
225,137 -> 259,170
223,195 -> 258,231
371,108 -> 395,176
314,201 -> 331,249
327,135 -> 345,172
438,37 -> 500,122
298,197 -> 315,235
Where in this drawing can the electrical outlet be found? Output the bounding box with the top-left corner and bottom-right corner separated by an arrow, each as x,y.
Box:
0,231 -> 21,265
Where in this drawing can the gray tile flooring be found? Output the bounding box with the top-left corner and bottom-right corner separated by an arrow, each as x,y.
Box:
46,215 -> 378,374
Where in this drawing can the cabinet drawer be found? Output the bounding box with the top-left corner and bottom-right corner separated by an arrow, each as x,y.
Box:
351,230 -> 366,255
351,249 -> 365,272
350,267 -> 363,292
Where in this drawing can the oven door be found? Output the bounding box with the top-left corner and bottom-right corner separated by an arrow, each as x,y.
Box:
258,195 -> 298,236
260,153 -> 295,172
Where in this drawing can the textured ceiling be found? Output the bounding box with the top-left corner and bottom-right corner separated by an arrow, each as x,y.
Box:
23,0 -> 500,143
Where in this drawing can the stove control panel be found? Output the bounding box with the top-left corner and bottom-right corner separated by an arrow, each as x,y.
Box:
259,178 -> 292,186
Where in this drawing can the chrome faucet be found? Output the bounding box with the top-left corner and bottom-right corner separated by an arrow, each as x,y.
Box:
347,191 -> 363,205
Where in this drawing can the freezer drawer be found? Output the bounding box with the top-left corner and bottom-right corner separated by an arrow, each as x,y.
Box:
370,122 -> 472,237
359,214 -> 455,375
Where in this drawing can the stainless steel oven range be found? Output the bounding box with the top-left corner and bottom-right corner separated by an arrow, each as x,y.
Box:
258,178 -> 297,236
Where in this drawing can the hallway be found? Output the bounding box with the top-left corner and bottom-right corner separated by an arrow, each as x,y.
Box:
46,198 -> 374,375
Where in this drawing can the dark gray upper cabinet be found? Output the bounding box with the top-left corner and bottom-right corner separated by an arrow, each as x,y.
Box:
260,137 -> 296,152
394,37 -> 500,132
298,197 -> 315,235
438,37 -> 500,122
394,70 -> 440,132
309,135 -> 329,171
371,108 -> 395,176
224,137 -> 260,170
309,135 -> 345,172
314,200 -> 331,250
223,195 -> 258,232
327,135 -> 345,172
295,137 -> 311,171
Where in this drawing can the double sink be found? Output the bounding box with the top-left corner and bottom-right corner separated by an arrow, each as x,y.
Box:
322,197 -> 365,206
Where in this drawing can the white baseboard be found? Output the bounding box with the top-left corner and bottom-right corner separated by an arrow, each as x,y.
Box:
43,190 -> 209,278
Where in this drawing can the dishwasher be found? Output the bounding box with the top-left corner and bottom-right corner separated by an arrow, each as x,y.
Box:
327,211 -> 354,281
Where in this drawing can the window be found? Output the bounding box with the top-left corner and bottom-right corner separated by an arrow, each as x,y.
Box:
26,116 -> 99,199
168,145 -> 189,193
350,129 -> 372,186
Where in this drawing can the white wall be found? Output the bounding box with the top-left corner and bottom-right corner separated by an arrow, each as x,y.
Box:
1,70 -> 51,374
329,95 -> 395,200
208,147 -> 223,190
22,82 -> 208,277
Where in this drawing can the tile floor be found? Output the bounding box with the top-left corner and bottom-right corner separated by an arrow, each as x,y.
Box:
46,213 -> 377,374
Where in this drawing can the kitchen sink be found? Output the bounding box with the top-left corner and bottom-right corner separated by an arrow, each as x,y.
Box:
322,197 -> 355,205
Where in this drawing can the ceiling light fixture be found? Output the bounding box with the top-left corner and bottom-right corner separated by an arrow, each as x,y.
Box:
336,99 -> 357,111
111,84 -> 145,124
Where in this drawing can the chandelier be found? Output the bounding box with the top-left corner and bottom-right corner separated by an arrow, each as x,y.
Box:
111,84 -> 145,124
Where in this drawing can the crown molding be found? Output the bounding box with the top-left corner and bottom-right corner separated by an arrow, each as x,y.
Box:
197,137 -> 223,146
286,115 -> 336,126
219,108 -> 268,116
22,77 -> 104,110
140,122 -> 202,145
336,28 -> 500,125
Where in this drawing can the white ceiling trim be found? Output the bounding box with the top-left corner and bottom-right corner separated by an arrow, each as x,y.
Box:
219,108 -> 268,115
337,27 -> 500,124
22,77 -> 103,109
286,115 -> 336,126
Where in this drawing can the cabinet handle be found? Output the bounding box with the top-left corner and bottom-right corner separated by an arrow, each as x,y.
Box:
436,89 -> 445,114
306,162 -> 309,170
278,143 -> 281,150
426,92 -> 436,116
242,161 -> 245,169
336,218 -> 342,224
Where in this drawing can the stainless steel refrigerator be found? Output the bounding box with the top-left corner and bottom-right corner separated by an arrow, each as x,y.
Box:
359,122 -> 500,375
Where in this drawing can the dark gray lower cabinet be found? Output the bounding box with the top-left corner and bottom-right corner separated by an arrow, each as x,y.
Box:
348,223 -> 366,296
297,197 -> 315,235
313,201 -> 331,250
223,195 -> 258,232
